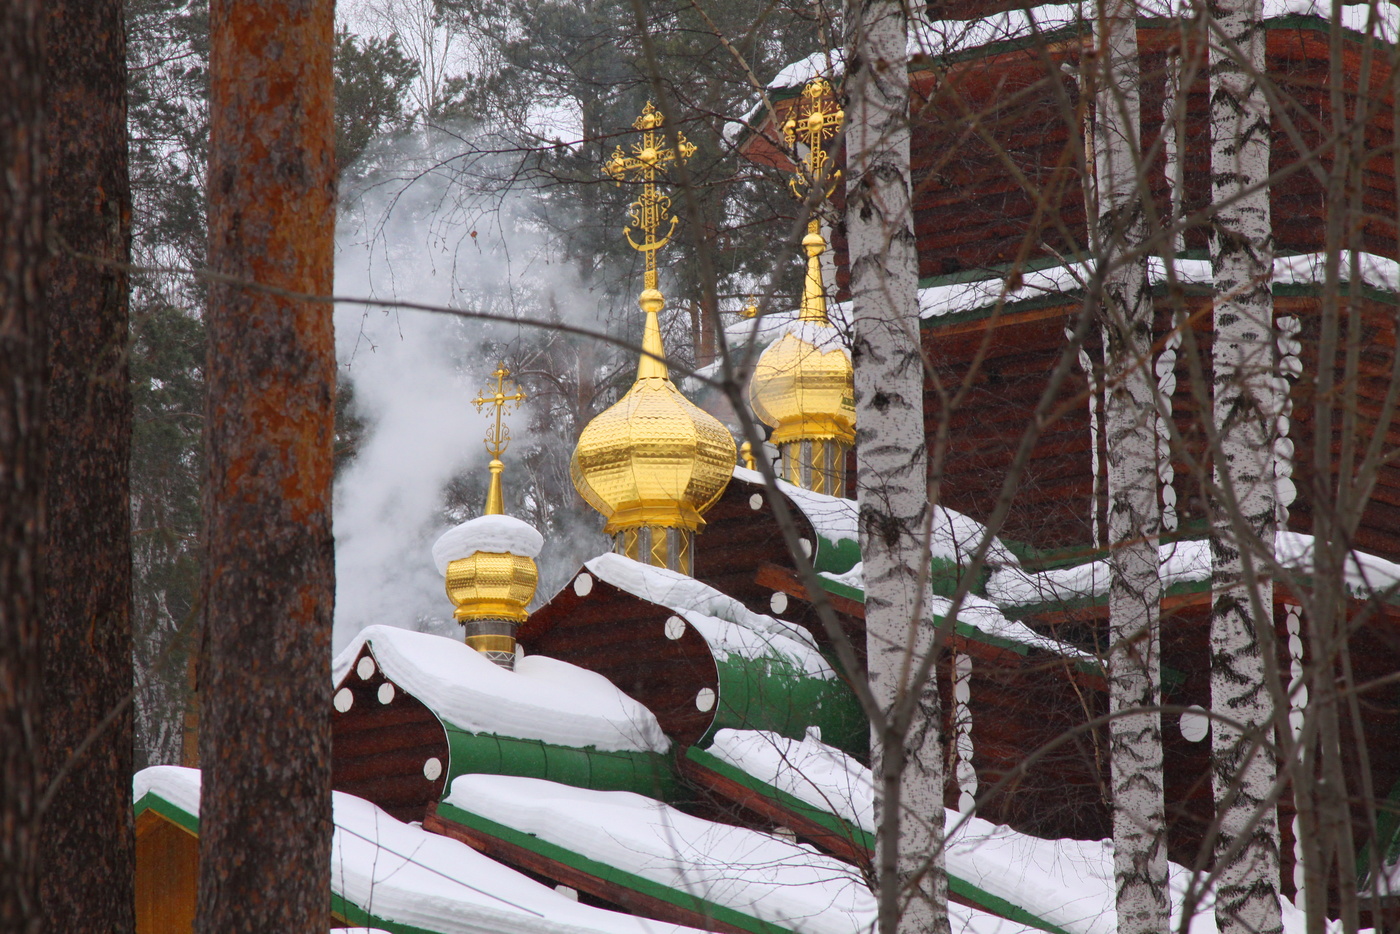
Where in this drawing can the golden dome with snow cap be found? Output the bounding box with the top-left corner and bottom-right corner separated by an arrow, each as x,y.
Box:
434,365 -> 540,669
747,78 -> 854,497
571,102 -> 735,574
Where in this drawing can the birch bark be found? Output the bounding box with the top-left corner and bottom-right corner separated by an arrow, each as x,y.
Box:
1208,0 -> 1284,930
1089,6 -> 1169,934
845,3 -> 948,934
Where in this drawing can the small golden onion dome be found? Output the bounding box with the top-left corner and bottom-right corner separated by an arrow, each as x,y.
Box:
572,288 -> 736,534
748,230 -> 855,446
433,510 -> 543,623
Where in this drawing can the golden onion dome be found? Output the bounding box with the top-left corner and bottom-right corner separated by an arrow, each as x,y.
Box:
432,465 -> 543,625
748,230 -> 855,446
572,288 -> 736,534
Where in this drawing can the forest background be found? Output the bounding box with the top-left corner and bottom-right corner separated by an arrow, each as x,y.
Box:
127,0 -> 831,767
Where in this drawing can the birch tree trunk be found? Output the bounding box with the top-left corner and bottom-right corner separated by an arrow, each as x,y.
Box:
38,0 -> 136,928
0,1 -> 46,929
846,3 -> 949,934
1090,5 -> 1169,934
1208,0 -> 1285,930
198,0 -> 336,930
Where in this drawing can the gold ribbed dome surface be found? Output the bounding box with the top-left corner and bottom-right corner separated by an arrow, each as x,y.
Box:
572,373 -> 736,534
749,325 -> 855,445
446,551 -> 538,623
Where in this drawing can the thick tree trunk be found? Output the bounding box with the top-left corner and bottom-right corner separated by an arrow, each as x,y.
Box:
1208,0 -> 1284,931
1090,8 -> 1169,934
845,4 -> 949,934
38,1 -> 136,929
0,0 -> 47,929
198,1 -> 336,931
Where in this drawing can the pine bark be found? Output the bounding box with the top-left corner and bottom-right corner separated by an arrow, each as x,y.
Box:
0,0 -> 47,929
198,1 -> 336,931
38,1 -> 137,929
1090,8 -> 1169,934
845,3 -> 949,934
1208,0 -> 1284,931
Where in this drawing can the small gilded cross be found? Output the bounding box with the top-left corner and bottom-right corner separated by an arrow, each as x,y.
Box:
472,364 -> 527,459
604,101 -> 696,291
783,78 -> 843,232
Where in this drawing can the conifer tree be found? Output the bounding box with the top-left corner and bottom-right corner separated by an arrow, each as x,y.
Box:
197,0 -> 336,929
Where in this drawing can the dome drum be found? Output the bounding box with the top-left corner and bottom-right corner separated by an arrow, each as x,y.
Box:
614,525 -> 694,576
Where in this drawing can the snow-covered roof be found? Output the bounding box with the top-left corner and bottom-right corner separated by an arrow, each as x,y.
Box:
917,252 -> 1399,322
701,731 -> 1340,934
332,625 -> 670,753
584,553 -> 836,679
432,514 -> 544,573
135,767 -> 706,934
730,466 -> 1020,570
442,775 -> 876,934
986,532 -> 1400,610
762,3 -> 1397,94
815,563 -> 1093,660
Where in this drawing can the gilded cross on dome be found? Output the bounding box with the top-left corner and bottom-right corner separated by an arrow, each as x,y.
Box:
472,363 -> 527,460
783,77 -> 843,233
604,101 -> 696,291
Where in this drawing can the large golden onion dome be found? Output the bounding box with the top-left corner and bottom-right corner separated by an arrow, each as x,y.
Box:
572,288 -> 735,536
748,230 -> 855,448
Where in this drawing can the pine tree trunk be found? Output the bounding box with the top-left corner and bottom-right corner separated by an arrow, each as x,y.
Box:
38,1 -> 136,929
0,0 -> 47,928
1090,8 -> 1169,934
845,3 -> 949,934
198,1 -> 336,931
1208,0 -> 1284,930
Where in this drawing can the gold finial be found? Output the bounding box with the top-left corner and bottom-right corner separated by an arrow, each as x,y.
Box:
741,296 -> 759,319
604,101 -> 696,294
471,363 -> 527,516
781,79 -> 843,325
740,441 -> 756,470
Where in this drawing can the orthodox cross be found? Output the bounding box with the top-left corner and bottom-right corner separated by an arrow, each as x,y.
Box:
604,101 -> 696,291
472,363 -> 527,460
783,78 -> 843,234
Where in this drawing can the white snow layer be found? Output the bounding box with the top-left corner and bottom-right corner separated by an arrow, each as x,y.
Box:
584,553 -> 835,679
432,513 -> 545,574
704,732 -> 1341,934
135,767 -> 706,934
816,562 -> 1092,659
445,774 -> 1042,934
765,3 -> 1397,90
331,625 -> 669,754
987,533 -> 1400,608
731,466 -> 1020,568
918,252 -> 1397,322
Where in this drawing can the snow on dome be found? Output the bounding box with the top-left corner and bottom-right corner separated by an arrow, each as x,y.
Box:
331,625 -> 670,754
433,513 -> 544,575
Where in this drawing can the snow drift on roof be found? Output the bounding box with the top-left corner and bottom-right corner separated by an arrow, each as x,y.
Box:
917,252 -> 1397,321
432,513 -> 545,573
705,731 -> 1340,934
764,3 -> 1397,92
135,767 -> 705,934
331,625 -> 669,753
731,465 -> 1020,568
584,553 -> 835,679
